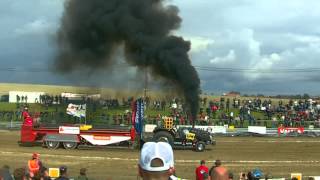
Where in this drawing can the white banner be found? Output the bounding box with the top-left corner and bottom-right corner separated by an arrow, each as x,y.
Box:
248,126 -> 267,134
145,124 -> 157,133
311,176 -> 320,180
80,135 -> 131,145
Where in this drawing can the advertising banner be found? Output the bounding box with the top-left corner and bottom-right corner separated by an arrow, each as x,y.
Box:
176,125 -> 227,134
59,126 -> 80,135
278,127 -> 304,135
248,126 -> 267,134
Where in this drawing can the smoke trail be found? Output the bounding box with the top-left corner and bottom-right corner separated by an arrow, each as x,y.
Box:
55,0 -> 200,121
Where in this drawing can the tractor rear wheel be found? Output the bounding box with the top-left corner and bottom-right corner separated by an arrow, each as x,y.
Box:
195,141 -> 206,152
45,141 -> 60,149
153,131 -> 174,146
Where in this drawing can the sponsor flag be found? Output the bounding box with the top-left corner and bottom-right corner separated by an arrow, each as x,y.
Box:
133,99 -> 144,134
66,103 -> 86,118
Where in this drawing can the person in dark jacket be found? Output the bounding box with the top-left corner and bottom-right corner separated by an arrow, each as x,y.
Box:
56,166 -> 69,180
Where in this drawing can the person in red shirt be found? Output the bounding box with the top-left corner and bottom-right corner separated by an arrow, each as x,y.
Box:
196,160 -> 209,180
22,107 -> 33,126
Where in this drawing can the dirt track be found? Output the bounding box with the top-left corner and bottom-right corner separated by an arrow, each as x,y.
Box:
0,130 -> 319,180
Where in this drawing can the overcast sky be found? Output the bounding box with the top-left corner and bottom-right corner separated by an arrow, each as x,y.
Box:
1,0 -> 320,95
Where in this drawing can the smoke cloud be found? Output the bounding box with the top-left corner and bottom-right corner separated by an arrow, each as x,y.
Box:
55,0 -> 200,120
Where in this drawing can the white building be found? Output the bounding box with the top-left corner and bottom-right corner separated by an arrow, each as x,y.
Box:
9,91 -> 45,103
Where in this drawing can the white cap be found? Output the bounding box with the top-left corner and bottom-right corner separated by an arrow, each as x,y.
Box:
139,142 -> 174,172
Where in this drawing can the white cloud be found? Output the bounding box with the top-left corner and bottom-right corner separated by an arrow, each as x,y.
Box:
179,35 -> 214,53
210,49 -> 235,64
14,19 -> 55,36
285,33 -> 320,45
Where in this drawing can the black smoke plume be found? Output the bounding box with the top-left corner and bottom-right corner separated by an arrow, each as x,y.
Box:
55,0 -> 200,123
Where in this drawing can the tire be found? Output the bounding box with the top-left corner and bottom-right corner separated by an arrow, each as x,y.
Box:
45,141 -> 60,149
62,142 -> 78,150
153,131 -> 174,146
195,141 -> 205,152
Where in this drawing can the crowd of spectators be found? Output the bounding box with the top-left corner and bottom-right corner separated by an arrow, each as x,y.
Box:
0,153 -> 89,180
2,94 -> 320,128
138,142 -> 312,180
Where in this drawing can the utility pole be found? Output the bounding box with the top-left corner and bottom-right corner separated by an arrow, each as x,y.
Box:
144,68 -> 148,100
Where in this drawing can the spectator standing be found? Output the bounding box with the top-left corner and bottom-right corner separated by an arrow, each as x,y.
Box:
40,167 -> 50,180
1,165 -> 13,180
76,168 -> 88,180
0,168 -> 3,180
209,160 -> 228,180
138,142 -> 181,180
28,153 -> 42,178
56,166 -> 69,180
13,168 -> 27,180
195,160 -> 209,180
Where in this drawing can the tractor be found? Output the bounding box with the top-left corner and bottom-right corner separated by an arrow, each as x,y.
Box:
152,117 -> 215,152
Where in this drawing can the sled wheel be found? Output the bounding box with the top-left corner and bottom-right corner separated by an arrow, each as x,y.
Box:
63,142 -> 78,149
46,141 -> 60,149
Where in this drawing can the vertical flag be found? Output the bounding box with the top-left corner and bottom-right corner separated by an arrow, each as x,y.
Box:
134,99 -> 144,134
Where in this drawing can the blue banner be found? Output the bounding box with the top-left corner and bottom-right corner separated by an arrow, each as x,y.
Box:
135,99 -> 144,134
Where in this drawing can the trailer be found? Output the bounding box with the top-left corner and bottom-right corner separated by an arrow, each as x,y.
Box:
20,107 -> 137,149
20,123 -> 136,149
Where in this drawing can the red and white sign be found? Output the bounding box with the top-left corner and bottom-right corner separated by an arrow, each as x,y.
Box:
59,126 -> 80,135
278,127 -> 304,135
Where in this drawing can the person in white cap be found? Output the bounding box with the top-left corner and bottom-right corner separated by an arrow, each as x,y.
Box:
138,142 -> 181,180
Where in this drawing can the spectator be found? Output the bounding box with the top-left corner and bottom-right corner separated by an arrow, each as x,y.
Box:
247,171 -> 253,180
76,168 -> 88,180
13,168 -> 27,180
195,160 -> 209,180
252,169 -> 263,180
203,173 -> 209,180
0,169 -> 3,180
33,172 -> 42,180
138,142 -> 179,180
56,166 -> 69,180
239,172 -> 247,180
209,160 -> 228,180
228,172 -> 233,180
28,153 -> 41,178
40,167 -> 50,180
1,165 -> 13,180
